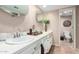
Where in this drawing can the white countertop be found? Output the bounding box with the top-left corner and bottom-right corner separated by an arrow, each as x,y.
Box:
0,31 -> 52,54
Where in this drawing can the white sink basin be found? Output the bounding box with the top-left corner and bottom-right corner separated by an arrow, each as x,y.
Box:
5,36 -> 33,45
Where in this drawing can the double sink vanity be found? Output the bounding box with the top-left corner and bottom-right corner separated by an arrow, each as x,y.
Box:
0,31 -> 54,54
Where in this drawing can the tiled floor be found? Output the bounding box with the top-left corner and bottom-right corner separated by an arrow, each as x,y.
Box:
49,45 -> 79,54
60,40 -> 73,48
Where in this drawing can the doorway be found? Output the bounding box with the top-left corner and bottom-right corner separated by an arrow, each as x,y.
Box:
59,7 -> 76,48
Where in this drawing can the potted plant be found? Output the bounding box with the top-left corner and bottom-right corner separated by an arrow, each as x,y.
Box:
38,17 -> 50,32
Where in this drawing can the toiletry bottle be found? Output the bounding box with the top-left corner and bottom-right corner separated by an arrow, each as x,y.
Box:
29,28 -> 32,35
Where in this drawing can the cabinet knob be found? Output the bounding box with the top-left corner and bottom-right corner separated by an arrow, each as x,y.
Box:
34,47 -> 37,50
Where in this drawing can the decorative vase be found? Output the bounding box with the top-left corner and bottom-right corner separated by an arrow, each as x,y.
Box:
45,24 -> 47,32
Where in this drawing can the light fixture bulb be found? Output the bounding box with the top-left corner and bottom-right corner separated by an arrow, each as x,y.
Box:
42,5 -> 47,8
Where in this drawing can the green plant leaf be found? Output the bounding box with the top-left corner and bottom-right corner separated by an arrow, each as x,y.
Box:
38,17 -> 50,24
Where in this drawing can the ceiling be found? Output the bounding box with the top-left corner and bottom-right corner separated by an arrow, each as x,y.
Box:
38,5 -> 73,12
0,5 -> 74,16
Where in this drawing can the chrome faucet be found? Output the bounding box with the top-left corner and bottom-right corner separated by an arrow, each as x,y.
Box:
13,32 -> 20,38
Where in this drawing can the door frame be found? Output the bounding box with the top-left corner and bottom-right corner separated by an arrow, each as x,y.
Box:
59,6 -> 76,48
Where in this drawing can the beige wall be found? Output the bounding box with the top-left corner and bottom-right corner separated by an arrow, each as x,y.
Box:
39,10 -> 60,45
76,6 -> 79,48
0,6 -> 42,33
47,11 -> 60,45
0,10 -> 25,32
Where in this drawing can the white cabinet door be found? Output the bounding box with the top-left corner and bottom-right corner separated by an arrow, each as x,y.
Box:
42,36 -> 50,53
15,40 -> 41,54
49,34 -> 53,47
42,33 -> 53,54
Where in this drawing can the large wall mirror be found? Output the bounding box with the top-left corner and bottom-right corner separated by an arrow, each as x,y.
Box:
0,5 -> 29,17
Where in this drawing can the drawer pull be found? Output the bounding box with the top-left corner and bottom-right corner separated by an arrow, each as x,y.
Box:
34,47 -> 37,50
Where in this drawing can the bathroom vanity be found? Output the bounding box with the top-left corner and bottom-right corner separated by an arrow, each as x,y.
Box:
0,31 -> 53,54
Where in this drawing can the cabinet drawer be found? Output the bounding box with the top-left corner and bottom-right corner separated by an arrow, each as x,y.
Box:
15,40 -> 41,54
41,34 -> 53,53
21,44 -> 41,54
22,40 -> 41,54
21,47 -> 35,54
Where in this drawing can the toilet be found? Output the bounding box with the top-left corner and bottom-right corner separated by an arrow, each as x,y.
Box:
63,31 -> 72,42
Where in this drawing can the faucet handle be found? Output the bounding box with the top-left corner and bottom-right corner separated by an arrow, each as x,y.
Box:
13,33 -> 16,38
